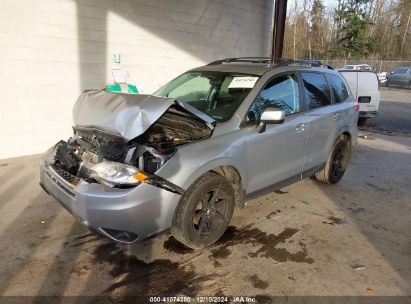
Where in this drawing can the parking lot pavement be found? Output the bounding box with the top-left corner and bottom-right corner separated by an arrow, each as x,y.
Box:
0,89 -> 410,301
360,87 -> 411,136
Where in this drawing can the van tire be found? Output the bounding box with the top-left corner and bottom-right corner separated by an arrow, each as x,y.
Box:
315,135 -> 351,184
358,117 -> 367,126
171,172 -> 235,249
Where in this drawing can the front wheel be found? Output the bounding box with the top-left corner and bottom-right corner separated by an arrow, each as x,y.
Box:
171,172 -> 235,249
315,135 -> 352,184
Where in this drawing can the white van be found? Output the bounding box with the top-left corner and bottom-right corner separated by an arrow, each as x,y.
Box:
339,70 -> 380,125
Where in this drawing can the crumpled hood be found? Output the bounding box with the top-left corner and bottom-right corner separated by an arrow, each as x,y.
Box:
72,90 -> 215,141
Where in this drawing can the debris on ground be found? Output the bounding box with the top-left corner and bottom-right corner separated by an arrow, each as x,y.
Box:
0,163 -> 7,167
273,262 -> 286,270
372,224 -> 388,231
323,216 -> 348,225
358,135 -> 375,140
367,287 -> 375,294
351,264 -> 367,271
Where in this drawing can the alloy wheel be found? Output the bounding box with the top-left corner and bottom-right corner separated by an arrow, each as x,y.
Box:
192,188 -> 230,238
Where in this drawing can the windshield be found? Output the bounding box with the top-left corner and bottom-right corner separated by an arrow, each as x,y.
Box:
155,72 -> 259,122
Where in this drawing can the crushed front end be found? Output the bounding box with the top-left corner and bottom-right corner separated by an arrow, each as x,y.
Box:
40,90 -> 215,243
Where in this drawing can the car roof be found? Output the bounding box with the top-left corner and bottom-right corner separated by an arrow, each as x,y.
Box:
189,63 -> 271,76
189,58 -> 335,76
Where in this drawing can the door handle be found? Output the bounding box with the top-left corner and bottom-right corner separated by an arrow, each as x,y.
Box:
332,113 -> 340,120
295,123 -> 305,131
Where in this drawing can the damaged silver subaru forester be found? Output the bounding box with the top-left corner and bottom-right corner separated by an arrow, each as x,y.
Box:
40,58 -> 358,248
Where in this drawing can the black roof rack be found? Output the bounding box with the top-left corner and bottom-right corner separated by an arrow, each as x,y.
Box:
207,57 -> 333,70
208,57 -> 273,65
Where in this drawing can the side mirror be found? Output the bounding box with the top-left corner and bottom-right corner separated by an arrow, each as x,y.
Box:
257,107 -> 285,133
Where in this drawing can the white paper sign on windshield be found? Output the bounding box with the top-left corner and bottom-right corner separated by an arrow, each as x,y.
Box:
228,76 -> 259,89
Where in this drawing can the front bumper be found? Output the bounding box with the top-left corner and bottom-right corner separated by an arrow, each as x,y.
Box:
40,155 -> 182,243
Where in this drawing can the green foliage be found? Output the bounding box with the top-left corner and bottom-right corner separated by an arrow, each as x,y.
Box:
332,0 -> 376,59
283,0 -> 410,60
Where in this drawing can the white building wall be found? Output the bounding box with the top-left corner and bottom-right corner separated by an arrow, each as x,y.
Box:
0,0 -> 273,159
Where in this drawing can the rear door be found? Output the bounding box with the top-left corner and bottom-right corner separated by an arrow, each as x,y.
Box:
389,68 -> 408,86
300,72 -> 339,171
398,68 -> 411,87
326,72 -> 356,128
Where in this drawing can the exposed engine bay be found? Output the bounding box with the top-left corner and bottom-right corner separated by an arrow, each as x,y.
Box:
51,103 -> 213,192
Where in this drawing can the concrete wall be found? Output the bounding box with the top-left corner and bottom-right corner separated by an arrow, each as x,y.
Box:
0,0 -> 273,159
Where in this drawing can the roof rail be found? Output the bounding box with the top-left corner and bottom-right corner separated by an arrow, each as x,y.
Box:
277,59 -> 334,70
207,57 -> 333,70
207,57 -> 273,65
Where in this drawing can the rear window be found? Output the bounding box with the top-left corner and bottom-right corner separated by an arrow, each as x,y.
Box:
327,74 -> 349,103
301,72 -> 331,109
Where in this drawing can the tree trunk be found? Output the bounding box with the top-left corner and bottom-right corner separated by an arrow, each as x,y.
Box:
400,10 -> 411,57
293,0 -> 298,59
309,37 -> 312,59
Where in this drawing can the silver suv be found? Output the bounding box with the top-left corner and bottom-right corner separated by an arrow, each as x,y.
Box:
40,58 -> 359,248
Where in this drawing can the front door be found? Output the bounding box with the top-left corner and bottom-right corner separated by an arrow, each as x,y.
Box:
244,72 -> 307,193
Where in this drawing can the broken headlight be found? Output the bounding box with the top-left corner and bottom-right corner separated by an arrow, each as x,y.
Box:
91,161 -> 147,187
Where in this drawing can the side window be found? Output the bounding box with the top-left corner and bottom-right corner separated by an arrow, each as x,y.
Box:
301,72 -> 331,109
248,73 -> 300,122
393,68 -> 407,74
327,74 -> 349,103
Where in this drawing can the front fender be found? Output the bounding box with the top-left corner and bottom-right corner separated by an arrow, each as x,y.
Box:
158,153 -> 245,190
155,135 -> 248,192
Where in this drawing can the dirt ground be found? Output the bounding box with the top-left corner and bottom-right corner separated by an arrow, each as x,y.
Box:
0,88 -> 410,303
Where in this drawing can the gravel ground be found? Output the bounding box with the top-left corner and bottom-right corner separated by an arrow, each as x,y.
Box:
360,87 -> 411,136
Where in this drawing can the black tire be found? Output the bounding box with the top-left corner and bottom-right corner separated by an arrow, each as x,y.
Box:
357,117 -> 367,126
315,135 -> 352,184
171,172 -> 235,249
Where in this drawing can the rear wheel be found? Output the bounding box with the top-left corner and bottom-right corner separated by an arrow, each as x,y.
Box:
315,135 -> 352,184
171,172 -> 235,248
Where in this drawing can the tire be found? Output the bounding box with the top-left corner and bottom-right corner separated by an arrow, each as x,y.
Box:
315,135 -> 352,184
357,117 -> 367,126
171,172 -> 235,249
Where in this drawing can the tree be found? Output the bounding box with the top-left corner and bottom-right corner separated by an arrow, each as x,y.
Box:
332,0 -> 376,59
282,0 -> 410,60
308,0 -> 326,59
397,0 -> 411,58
